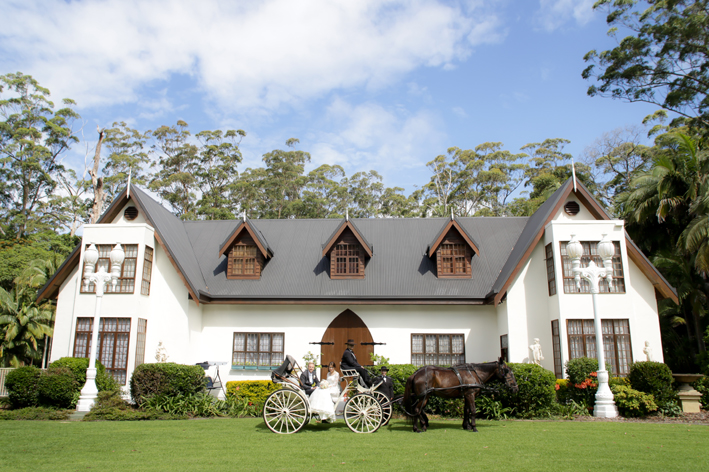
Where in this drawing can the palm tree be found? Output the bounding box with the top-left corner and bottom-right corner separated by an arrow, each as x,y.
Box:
622,132 -> 708,367
0,258 -> 57,367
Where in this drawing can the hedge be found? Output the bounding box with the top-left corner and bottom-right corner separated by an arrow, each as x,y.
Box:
4,366 -> 42,409
49,357 -> 118,393
130,363 -> 206,405
611,385 -> 658,418
38,367 -> 78,409
226,381 -> 281,408
628,361 -> 678,413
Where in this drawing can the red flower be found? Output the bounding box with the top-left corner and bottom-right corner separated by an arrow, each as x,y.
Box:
555,384 -> 560,391
248,402 -> 253,406
590,372 -> 597,377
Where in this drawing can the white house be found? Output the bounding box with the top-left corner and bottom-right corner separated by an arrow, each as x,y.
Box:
38,178 -> 676,393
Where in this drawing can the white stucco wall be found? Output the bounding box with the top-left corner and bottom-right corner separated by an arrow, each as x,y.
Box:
198,304 -> 500,384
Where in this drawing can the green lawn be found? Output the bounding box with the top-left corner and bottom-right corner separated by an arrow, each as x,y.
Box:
1,418 -> 707,472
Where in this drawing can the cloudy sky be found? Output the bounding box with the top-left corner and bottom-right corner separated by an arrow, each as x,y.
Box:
1,0 -> 661,194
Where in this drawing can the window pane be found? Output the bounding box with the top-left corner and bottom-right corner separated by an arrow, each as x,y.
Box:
412,335 -> 423,353
246,334 -> 258,352
272,334 -> 284,353
439,335 -> 450,353
233,333 -> 245,352
425,335 -> 436,353
259,334 -> 270,352
452,335 -> 464,354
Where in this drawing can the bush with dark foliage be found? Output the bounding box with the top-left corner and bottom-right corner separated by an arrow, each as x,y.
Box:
130,363 -> 206,405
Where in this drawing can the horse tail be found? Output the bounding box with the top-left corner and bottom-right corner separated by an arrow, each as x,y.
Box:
402,374 -> 418,418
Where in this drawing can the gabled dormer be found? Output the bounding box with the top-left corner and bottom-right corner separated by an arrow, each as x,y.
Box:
428,217 -> 480,279
322,217 -> 373,279
219,217 -> 273,280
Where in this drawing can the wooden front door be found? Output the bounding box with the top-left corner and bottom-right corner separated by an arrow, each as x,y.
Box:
320,309 -> 373,381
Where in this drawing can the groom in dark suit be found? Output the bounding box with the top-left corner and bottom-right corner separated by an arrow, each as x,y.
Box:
300,362 -> 319,395
341,339 -> 372,387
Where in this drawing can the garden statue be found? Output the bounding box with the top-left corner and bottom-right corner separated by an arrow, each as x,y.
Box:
529,338 -> 544,365
643,341 -> 652,361
155,341 -> 169,362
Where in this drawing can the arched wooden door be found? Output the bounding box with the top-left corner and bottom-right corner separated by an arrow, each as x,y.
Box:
320,309 -> 373,381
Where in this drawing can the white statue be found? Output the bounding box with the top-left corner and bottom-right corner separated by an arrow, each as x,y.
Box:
529,338 -> 544,365
155,341 -> 169,363
643,341 -> 652,362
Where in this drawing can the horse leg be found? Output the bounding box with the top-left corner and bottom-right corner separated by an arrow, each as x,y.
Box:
419,397 -> 429,432
462,394 -> 470,430
467,390 -> 479,432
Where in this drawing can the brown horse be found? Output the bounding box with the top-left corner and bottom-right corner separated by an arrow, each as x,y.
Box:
402,358 -> 518,432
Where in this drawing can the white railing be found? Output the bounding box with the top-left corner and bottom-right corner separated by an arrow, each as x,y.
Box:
0,368 -> 13,397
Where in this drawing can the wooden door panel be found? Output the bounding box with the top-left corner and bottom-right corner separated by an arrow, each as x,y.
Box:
320,309 -> 373,380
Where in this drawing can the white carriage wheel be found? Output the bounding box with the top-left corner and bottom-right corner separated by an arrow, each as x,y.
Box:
371,391 -> 392,426
263,389 -> 309,434
344,393 -> 383,434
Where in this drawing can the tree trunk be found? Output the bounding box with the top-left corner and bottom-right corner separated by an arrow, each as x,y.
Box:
89,128 -> 106,224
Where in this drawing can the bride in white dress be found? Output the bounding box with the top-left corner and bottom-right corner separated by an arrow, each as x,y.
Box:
326,362 -> 341,403
309,380 -> 336,422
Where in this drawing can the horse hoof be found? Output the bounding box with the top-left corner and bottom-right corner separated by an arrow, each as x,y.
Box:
472,428 -> 478,433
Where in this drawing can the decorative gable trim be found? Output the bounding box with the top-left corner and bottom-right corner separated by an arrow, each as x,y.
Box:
218,219 -> 272,260
491,178 -> 678,306
321,220 -> 373,258
37,187 -> 203,305
428,218 -> 480,258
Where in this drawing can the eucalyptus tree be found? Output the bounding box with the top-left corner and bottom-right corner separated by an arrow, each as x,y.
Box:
0,72 -> 79,237
258,138 -> 311,219
194,128 -> 245,220
102,122 -> 153,203
150,121 -> 199,220
423,142 -> 528,217
584,0 -> 709,131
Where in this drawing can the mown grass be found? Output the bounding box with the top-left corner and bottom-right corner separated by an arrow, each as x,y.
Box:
0,418 -> 707,471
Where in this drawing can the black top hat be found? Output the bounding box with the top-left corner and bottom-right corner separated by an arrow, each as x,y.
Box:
345,339 -> 355,345
380,366 -> 389,372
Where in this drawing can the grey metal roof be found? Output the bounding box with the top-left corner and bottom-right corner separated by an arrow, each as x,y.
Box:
185,216 -> 527,300
490,179 -> 573,295
130,187 -> 207,295
39,178 -> 675,304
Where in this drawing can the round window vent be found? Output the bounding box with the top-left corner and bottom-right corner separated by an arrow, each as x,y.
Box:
124,207 -> 139,221
564,201 -> 580,216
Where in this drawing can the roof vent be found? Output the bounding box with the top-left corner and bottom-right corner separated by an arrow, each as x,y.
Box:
124,207 -> 139,221
564,201 -> 580,216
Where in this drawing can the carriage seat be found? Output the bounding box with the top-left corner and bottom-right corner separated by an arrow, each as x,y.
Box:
340,368 -> 359,380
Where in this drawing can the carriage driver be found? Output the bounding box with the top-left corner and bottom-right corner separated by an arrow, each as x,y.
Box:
341,339 -> 372,387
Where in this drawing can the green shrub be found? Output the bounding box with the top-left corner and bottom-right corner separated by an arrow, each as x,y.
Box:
365,364 -> 419,397
628,361 -> 677,414
694,377 -> 709,409
226,380 -> 281,409
4,366 -> 42,409
130,363 -> 206,405
611,385 -> 658,418
83,390 -> 181,421
49,357 -> 118,393
38,367 -> 79,409
482,363 -> 557,418
142,392 -> 259,418
0,407 -> 70,421
565,357 -> 611,385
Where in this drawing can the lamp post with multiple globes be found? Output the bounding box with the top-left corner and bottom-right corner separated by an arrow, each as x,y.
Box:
565,233 -> 618,418
75,243 -> 125,412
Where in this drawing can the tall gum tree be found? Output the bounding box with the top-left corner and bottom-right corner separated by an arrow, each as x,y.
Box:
0,73 -> 79,238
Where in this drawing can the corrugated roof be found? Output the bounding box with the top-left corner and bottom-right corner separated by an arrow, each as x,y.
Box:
186,216 -> 527,300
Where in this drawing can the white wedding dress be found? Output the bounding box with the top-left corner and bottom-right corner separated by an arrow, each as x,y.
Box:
326,371 -> 341,402
309,381 -> 336,422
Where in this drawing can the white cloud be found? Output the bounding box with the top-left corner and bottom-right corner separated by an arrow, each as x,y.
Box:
535,0 -> 596,32
1,0 -> 501,114
306,97 -> 445,187
452,106 -> 467,118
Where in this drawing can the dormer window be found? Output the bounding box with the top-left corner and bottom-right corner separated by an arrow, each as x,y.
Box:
218,217 -> 273,280
428,218 -> 479,279
322,218 -> 373,280
439,242 -> 469,276
332,238 -> 364,278
230,243 -> 260,277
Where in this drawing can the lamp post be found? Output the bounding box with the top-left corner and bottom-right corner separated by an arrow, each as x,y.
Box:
566,233 -> 618,418
76,243 -> 125,412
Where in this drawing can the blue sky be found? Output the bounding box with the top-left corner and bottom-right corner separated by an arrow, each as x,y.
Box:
1,0 -> 662,195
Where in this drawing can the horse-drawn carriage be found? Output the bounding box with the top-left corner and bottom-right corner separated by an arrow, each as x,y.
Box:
263,355 -> 393,434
